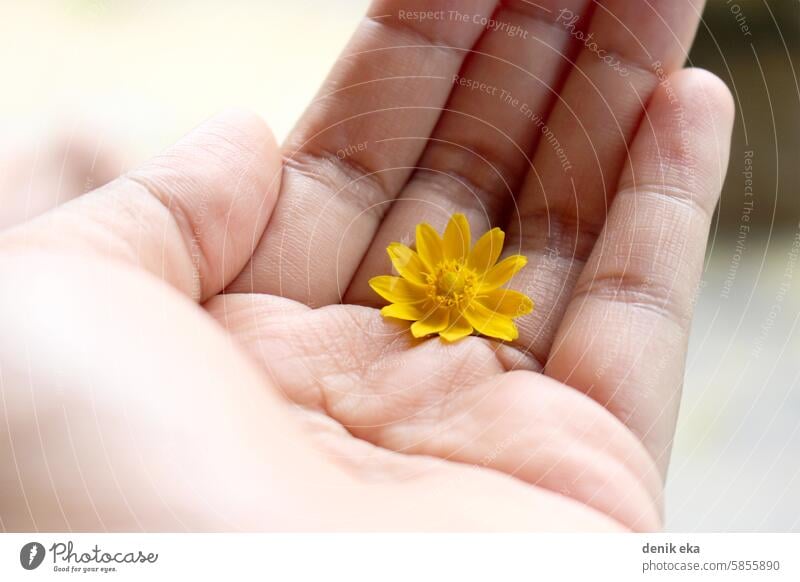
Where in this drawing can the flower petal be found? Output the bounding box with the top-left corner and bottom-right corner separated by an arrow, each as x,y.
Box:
410,306 -> 450,338
416,223 -> 444,270
440,313 -> 473,342
477,288 -> 534,318
477,255 -> 527,291
442,213 -> 471,261
387,243 -> 429,285
464,301 -> 519,342
369,276 -> 428,304
468,227 -> 505,274
380,301 -> 432,322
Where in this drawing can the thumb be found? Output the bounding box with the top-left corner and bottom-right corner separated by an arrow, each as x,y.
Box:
0,108 -> 282,302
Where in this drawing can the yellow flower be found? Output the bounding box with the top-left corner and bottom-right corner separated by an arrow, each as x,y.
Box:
369,213 -> 534,342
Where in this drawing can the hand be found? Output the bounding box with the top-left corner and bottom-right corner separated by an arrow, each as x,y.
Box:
0,0 -> 733,531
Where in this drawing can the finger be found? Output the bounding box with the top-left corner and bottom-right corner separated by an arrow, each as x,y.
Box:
0,109 -> 281,302
545,69 -> 735,472
506,0 -> 707,362
207,294 -> 662,531
346,0 -> 591,304
227,1 -> 503,306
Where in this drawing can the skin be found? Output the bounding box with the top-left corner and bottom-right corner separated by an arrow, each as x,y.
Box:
0,123 -> 122,230
0,0 -> 733,531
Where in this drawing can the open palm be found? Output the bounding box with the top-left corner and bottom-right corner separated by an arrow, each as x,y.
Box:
0,0 -> 733,532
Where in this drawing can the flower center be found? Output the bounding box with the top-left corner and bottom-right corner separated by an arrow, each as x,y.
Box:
427,260 -> 477,308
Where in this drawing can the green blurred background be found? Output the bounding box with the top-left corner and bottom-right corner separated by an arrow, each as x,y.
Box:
0,0 -> 797,531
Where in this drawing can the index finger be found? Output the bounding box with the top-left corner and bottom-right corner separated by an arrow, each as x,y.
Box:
228,0 -> 499,305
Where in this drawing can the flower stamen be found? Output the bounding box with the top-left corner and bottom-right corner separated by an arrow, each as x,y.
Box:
426,259 -> 478,309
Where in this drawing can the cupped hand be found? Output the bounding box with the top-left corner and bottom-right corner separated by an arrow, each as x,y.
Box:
0,0 -> 733,531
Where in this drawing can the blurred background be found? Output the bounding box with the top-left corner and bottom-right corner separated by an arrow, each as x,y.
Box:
0,0 -> 797,530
